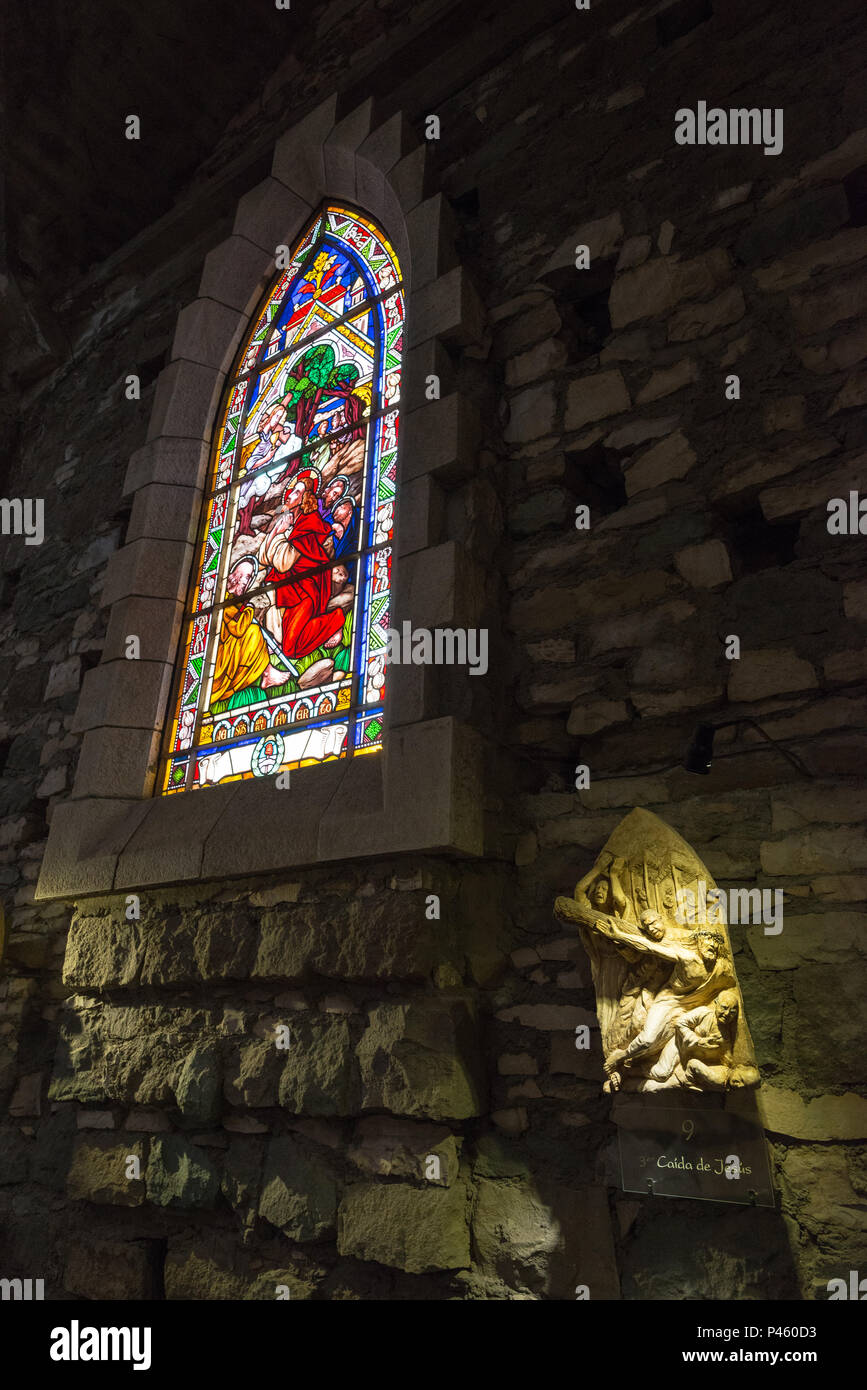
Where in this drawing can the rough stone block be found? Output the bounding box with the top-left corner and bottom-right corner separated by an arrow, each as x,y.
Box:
323,98 -> 374,200
566,700 -> 629,736
164,1233 -> 248,1301
509,486 -> 572,537
63,1239 -> 158,1300
761,826 -> 867,875
198,235 -> 274,317
625,430 -> 696,496
358,111 -> 414,174
828,366 -> 867,416
9,1072 -> 42,1117
728,649 -> 818,702
762,395 -> 806,434
754,226 -> 867,293
146,359 -> 224,444
63,914 -> 143,989
843,578 -> 867,619
337,1178 -> 470,1272
748,910 -> 867,970
146,1135 -> 219,1208
779,1148 -> 867,1293
759,1086 -> 867,1141
496,1003 -> 596,1031
473,1178 -> 619,1298
506,338 -> 568,389
254,891 -> 444,983
271,95 -> 337,204
668,285 -> 745,341
277,1016 -> 360,1116
44,655 -> 80,699
504,382 -> 556,444
758,455 -> 861,520
714,182 -> 753,210
409,266 -> 485,349
610,249 -> 730,328
800,320 -> 867,374
395,473 -> 444,557
258,1134 -> 337,1241
192,909 -> 258,983
636,357 -> 698,403
401,394 -> 481,482
116,784 -> 236,887
35,799 -> 150,900
737,182 -> 848,261
674,539 -> 732,588
791,962 -> 867,1091
72,659 -> 173,734
494,296 -> 561,358
223,1039 -> 280,1109
71,728 -> 162,799
347,1116 -> 459,1185
770,785 -> 864,832
356,997 -> 483,1120
67,1135 -> 146,1206
123,435 -> 210,495
604,414 -> 677,450
565,369 -> 630,432
789,265 -> 867,334
103,595 -> 184,665
170,297 -> 247,373
220,1134 -> 264,1224
617,234 -> 652,271
549,1033 -> 605,1080
175,1042 -> 222,1126
233,176 -> 311,253
76,1111 -> 116,1129
198,762 -> 347,880
403,336 -> 456,410
498,1053 -> 539,1076
127,483 -> 201,546
395,541 -> 459,628
544,212 -> 624,274
101,537 -> 193,608
824,649 -> 867,683
774,129 -> 867,202
406,193 -> 459,290
389,144 -> 430,212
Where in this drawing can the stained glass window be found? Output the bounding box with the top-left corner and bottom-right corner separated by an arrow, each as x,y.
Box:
159,206 -> 403,793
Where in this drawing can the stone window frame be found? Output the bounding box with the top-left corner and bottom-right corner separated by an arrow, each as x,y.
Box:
37,96 -> 488,902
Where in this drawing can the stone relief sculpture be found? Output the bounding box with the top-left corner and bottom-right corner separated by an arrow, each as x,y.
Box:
554,808 -> 760,1095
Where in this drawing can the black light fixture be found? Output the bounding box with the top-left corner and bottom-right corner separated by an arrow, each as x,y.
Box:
684,717 -> 812,778
684,721 -> 716,774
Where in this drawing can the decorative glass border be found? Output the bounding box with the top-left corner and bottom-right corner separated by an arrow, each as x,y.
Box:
158,204 -> 404,795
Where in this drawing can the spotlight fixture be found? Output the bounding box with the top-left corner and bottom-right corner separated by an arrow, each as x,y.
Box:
684,722 -> 715,775
684,717 -> 812,778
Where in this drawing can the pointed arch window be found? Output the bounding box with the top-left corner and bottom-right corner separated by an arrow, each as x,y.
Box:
160,206 -> 403,794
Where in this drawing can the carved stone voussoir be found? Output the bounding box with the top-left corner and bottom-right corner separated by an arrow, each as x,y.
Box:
554,808 -> 760,1096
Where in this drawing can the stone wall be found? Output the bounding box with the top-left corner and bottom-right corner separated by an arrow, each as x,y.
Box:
1,0 -> 866,1299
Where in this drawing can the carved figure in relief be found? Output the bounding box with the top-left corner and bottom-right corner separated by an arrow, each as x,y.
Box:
643,991 -> 742,1092
554,808 -> 760,1094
